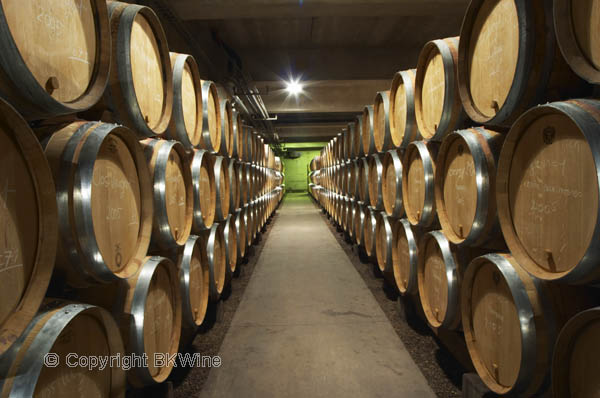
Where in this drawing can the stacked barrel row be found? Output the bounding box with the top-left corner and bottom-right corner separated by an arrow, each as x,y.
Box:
0,0 -> 285,396
310,0 -> 600,396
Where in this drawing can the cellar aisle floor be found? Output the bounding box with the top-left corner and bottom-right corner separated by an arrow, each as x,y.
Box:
199,193 -> 435,398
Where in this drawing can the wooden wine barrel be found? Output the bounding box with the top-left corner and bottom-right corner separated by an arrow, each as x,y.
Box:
458,0 -> 589,127
435,127 -> 504,247
228,159 -> 240,212
417,230 -> 464,330
199,80 -> 221,153
362,105 -> 376,155
368,153 -> 384,209
375,212 -> 395,277
0,0 -> 111,119
390,69 -> 420,149
141,139 -> 193,249
402,140 -> 438,228
174,235 -> 209,328
74,256 -> 182,387
234,208 -> 247,258
333,133 -> 341,164
415,37 -> 466,141
553,0 -> 600,84
344,196 -> 353,232
0,99 -> 57,355
352,116 -> 364,159
244,203 -> 255,245
552,307 -> 600,397
190,149 -> 216,232
554,0 -> 600,84
218,97 -> 233,157
238,123 -> 249,162
340,163 -> 349,195
239,162 -> 250,206
354,202 -> 366,247
104,2 -> 173,138
497,99 -> 600,284
392,219 -> 420,295
462,253 -> 592,396
351,201 -> 363,245
232,110 -> 242,159
0,301 -> 125,397
222,215 -> 238,279
201,224 -> 227,302
347,160 -> 359,198
346,198 -> 357,240
167,52 -> 203,149
43,121 -> 152,287
213,156 -> 231,221
374,91 -> 393,153
118,256 -> 181,387
382,149 -> 404,218
342,131 -> 349,162
358,157 -> 370,204
363,206 -> 378,258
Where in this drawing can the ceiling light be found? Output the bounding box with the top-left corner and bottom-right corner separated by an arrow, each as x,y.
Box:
285,79 -> 303,96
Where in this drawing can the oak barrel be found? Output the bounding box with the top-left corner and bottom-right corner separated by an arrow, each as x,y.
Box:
228,159 -> 240,212
218,97 -> 233,157
104,2 -> 173,138
232,110 -> 242,159
415,37 -> 466,141
497,99 -> 600,284
199,80 -> 221,153
201,224 -> 226,302
382,149 -> 404,218
552,306 -> 600,397
368,153 -> 384,209
358,157 -> 370,204
402,140 -> 438,228
0,99 -> 57,355
462,253 -> 592,396
375,212 -> 395,277
0,301 -> 125,397
222,214 -> 238,279
213,156 -> 231,221
458,0 -> 589,127
392,219 -> 420,295
167,52 -> 203,149
418,230 -> 465,330
190,149 -> 216,232
554,0 -> 600,84
74,256 -> 182,387
141,139 -> 193,249
118,256 -> 181,387
352,116 -> 364,158
174,235 -> 209,328
362,105 -> 376,156
373,91 -> 393,153
390,69 -> 420,148
354,202 -> 366,246
43,121 -> 152,287
363,206 -> 377,258
435,127 -> 504,247
234,208 -> 247,258
0,0 -> 111,119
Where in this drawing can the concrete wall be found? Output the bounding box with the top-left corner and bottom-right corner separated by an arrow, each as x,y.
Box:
282,150 -> 321,192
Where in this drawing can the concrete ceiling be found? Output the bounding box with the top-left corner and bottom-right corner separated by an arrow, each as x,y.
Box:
144,0 -> 470,143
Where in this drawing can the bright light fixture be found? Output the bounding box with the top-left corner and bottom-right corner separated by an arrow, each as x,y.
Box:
285,79 -> 303,96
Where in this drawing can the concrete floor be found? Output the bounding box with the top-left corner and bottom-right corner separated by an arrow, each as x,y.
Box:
199,193 -> 436,398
